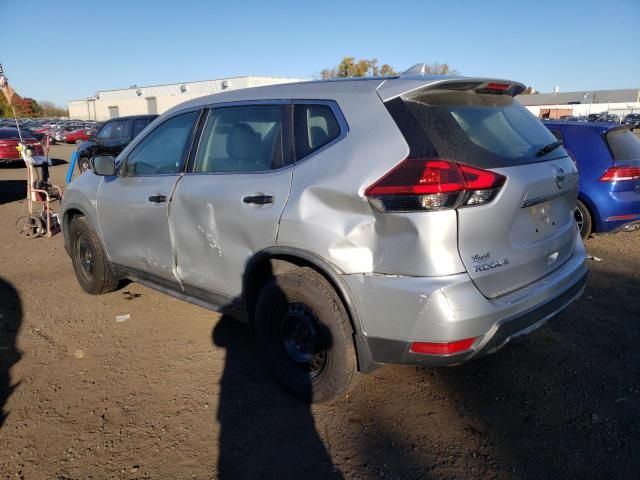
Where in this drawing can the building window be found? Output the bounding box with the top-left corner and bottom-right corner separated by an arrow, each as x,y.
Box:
108,106 -> 119,119
146,97 -> 158,115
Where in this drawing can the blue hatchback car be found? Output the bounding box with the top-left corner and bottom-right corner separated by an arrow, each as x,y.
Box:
544,121 -> 640,238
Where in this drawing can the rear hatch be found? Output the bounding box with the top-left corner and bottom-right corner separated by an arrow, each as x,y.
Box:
600,126 -> 640,220
381,81 -> 579,298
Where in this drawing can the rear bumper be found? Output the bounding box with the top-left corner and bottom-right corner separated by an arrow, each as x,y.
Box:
345,236 -> 588,371
355,272 -> 586,370
592,188 -> 640,233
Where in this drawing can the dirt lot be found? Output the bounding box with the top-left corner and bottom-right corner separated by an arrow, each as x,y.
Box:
1,144 -> 639,479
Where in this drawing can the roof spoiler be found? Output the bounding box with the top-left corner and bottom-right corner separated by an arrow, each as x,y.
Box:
378,69 -> 526,101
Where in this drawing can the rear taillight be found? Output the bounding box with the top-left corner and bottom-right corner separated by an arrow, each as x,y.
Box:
599,166 -> 640,182
365,158 -> 506,212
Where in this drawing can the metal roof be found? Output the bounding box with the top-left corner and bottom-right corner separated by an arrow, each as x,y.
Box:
517,89 -> 640,105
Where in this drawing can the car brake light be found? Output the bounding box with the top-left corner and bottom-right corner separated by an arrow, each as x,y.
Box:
485,82 -> 510,91
599,166 -> 640,182
365,158 -> 506,212
410,337 -> 478,355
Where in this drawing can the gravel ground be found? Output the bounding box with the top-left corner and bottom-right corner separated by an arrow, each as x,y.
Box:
0,144 -> 638,479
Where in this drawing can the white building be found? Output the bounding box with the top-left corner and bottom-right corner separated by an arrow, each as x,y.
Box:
517,88 -> 640,119
68,75 -> 305,121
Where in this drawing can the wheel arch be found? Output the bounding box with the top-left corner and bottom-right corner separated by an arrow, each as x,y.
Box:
62,205 -> 97,254
242,247 -> 363,337
576,193 -> 599,232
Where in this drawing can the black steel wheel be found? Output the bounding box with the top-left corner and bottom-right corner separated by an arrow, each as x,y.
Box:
69,215 -> 118,294
255,267 -> 358,403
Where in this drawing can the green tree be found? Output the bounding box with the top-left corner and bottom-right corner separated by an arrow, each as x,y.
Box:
0,95 -> 67,118
320,57 -> 397,79
39,100 -> 69,117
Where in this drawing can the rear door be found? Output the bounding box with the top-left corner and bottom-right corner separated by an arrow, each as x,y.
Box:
170,103 -> 293,299
385,86 -> 580,298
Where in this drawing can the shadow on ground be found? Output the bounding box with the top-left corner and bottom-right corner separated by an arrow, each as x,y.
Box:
419,267 -> 640,479
212,315 -> 341,479
0,277 -> 22,429
0,180 -> 26,205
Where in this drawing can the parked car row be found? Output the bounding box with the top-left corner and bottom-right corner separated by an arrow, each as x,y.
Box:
554,113 -> 640,127
0,117 -> 103,145
0,127 -> 44,162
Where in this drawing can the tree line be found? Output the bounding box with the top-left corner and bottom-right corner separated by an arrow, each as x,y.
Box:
0,94 -> 68,119
320,57 -> 458,79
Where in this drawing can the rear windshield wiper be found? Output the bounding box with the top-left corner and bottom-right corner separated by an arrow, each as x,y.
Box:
536,140 -> 563,157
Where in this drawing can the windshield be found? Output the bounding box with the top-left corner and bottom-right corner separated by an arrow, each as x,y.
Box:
385,90 -> 565,168
607,128 -> 640,160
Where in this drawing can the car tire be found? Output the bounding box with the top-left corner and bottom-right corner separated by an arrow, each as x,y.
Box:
69,215 -> 118,295
75,139 -> 83,144
575,200 -> 592,239
77,156 -> 90,173
254,267 -> 358,403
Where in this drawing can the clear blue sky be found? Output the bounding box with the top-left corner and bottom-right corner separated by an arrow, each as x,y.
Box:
1,0 -> 639,107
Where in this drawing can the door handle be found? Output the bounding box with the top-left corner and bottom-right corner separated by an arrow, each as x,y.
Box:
243,194 -> 274,205
148,194 -> 167,203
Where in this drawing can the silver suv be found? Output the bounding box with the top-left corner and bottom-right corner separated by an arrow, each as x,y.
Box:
62,72 -> 588,402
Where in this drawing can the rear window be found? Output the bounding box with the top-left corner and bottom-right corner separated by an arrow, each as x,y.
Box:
0,129 -> 18,139
606,128 -> 640,160
0,129 -> 34,140
385,90 -> 565,168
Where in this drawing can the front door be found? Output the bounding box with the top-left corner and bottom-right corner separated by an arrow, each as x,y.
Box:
97,110 -> 200,287
170,104 -> 293,300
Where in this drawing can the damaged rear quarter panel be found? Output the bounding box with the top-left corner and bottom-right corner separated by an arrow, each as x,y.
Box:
277,90 -> 466,277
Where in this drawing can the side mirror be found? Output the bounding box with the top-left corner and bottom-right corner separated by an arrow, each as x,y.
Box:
91,155 -> 116,176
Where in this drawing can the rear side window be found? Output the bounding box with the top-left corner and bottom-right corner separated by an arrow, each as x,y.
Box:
606,128 -> 640,160
385,90 -> 565,168
294,104 -> 341,160
132,118 -> 150,138
193,105 -> 286,173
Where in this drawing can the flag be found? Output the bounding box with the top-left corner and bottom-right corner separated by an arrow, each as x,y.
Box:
0,64 -> 16,105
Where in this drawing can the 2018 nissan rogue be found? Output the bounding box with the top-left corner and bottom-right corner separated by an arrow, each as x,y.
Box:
61,69 -> 588,402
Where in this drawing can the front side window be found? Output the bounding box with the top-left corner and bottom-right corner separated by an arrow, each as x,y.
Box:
294,104 -> 341,160
96,122 -> 113,141
110,120 -> 130,142
123,111 -> 198,176
193,105 -> 285,173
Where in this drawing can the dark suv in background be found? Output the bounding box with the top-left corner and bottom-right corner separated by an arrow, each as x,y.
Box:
77,114 -> 157,172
